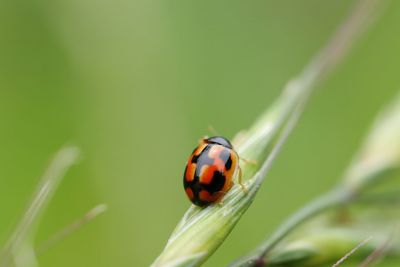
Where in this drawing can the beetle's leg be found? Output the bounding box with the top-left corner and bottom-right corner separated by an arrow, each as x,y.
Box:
215,191 -> 227,207
208,125 -> 219,136
240,157 -> 258,165
238,167 -> 248,193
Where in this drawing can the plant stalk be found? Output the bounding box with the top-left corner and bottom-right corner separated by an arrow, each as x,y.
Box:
229,188 -> 353,267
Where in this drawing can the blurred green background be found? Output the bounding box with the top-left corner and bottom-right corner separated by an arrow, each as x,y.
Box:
1,0 -> 400,266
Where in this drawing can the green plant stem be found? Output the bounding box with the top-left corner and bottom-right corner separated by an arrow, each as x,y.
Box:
230,188 -> 353,266
260,189 -> 351,257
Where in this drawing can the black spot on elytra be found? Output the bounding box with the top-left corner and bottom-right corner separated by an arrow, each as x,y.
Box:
225,156 -> 232,170
191,145 -> 210,164
219,149 -> 232,170
191,154 -> 200,164
204,171 -> 226,194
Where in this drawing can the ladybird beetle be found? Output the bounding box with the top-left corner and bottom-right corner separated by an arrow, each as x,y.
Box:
183,136 -> 243,207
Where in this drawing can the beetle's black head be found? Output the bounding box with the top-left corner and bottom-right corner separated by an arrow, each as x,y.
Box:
204,136 -> 233,149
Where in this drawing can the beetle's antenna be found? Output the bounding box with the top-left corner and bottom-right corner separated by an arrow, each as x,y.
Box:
208,125 -> 219,136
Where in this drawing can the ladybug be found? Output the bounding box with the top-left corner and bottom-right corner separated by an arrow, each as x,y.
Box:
183,136 -> 244,207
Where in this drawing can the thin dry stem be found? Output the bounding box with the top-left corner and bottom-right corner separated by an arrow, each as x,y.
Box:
358,230 -> 397,267
332,236 -> 372,267
36,204 -> 108,254
0,146 -> 80,267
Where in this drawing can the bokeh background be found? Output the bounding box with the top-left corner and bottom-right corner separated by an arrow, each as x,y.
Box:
1,0 -> 400,266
